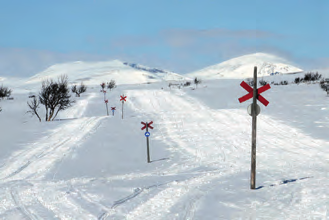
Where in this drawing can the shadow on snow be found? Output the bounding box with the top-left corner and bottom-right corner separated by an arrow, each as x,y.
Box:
256,176 -> 313,190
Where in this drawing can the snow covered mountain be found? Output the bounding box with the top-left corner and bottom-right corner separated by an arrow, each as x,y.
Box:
123,62 -> 189,81
186,53 -> 303,79
24,60 -> 187,88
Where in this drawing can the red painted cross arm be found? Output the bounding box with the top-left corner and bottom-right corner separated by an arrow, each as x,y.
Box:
240,81 -> 253,93
258,84 -> 271,94
257,95 -> 269,106
238,92 -> 253,103
147,121 -> 154,129
141,122 -> 146,130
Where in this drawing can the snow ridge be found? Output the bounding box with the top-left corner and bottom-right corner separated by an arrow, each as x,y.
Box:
123,62 -> 190,81
187,53 -> 303,79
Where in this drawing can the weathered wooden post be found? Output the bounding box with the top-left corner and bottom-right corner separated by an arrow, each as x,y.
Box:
105,99 -> 109,116
141,121 -> 154,163
251,66 -> 257,189
146,125 -> 150,163
238,66 -> 271,190
120,95 -> 127,119
122,101 -> 124,119
103,90 -> 106,100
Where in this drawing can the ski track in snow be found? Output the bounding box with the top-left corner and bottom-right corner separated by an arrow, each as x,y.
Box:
0,116 -> 104,181
121,89 -> 329,219
0,93 -> 110,219
1,87 -> 329,219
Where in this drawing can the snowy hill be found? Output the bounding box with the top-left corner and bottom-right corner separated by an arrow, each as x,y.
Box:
24,60 -> 187,88
187,53 -> 303,79
123,62 -> 190,81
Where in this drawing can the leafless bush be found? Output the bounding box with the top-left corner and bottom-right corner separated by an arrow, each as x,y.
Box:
29,75 -> 74,121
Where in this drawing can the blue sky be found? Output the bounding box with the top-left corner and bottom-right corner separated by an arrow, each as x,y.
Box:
0,0 -> 328,76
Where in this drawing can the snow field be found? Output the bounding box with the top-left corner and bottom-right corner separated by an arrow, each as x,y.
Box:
0,77 -> 329,219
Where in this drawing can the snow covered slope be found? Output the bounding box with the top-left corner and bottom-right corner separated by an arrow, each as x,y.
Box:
123,62 -> 190,81
1,79 -> 329,219
187,53 -> 303,79
24,60 -> 186,88
3,57 -> 329,219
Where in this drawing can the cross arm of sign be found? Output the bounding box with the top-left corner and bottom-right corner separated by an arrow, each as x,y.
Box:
238,81 -> 270,106
111,107 -> 116,110
120,95 -> 127,102
141,121 -> 154,130
105,99 -> 108,103
148,121 -> 153,129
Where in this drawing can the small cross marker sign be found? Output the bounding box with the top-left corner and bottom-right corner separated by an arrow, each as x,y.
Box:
141,121 -> 153,130
103,90 -> 107,101
120,95 -> 127,102
141,121 -> 154,163
238,82 -> 271,106
120,95 -> 127,119
111,107 -> 116,116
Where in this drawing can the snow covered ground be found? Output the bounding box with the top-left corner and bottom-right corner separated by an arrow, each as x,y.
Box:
1,60 -> 329,219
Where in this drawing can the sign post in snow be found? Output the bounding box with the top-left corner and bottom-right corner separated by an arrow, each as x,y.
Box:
111,107 -> 116,116
238,66 -> 271,189
141,121 -> 154,163
120,95 -> 127,119
105,99 -> 109,116
103,90 -> 107,101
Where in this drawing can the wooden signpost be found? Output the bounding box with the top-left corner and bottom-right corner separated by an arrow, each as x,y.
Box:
105,99 -> 109,116
120,95 -> 127,119
238,66 -> 271,189
103,90 -> 107,100
141,121 -> 154,163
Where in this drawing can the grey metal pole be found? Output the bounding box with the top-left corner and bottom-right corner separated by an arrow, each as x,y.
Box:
146,125 -> 150,163
106,102 -> 109,116
122,101 -> 124,119
251,66 -> 257,189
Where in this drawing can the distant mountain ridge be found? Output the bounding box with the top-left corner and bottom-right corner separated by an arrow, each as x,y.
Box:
14,53 -> 304,90
24,60 -> 188,88
123,62 -> 168,74
186,53 -> 303,79
123,62 -> 189,81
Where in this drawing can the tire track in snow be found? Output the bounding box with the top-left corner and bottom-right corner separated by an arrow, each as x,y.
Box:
0,180 -> 59,220
125,172 -> 225,220
0,116 -> 107,219
0,116 -> 105,181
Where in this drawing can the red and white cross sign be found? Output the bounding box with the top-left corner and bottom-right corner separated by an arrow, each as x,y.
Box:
141,121 -> 153,130
111,107 -> 116,110
238,81 -> 271,106
105,99 -> 108,103
120,95 -> 127,102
